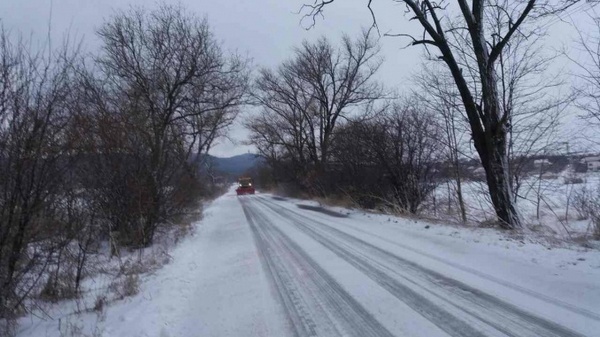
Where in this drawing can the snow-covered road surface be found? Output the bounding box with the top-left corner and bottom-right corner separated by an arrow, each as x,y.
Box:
18,189 -> 600,337
236,194 -> 599,337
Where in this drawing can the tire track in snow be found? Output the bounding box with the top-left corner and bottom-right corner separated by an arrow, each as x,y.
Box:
255,196 -> 587,337
283,199 -> 600,322
253,198 -> 486,337
240,198 -> 395,337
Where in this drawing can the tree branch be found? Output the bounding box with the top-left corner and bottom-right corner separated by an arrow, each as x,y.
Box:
488,0 -> 535,65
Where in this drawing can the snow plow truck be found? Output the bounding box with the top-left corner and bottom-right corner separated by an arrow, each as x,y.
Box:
236,177 -> 255,195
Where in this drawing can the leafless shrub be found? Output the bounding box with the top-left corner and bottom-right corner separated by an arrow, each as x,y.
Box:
572,187 -> 593,220
119,256 -> 158,276
93,295 -> 106,314
58,316 -> 104,337
572,186 -> 600,238
108,274 -> 140,300
58,319 -> 84,337
122,275 -> 140,298
38,271 -> 78,303
0,318 -> 16,337
331,99 -> 443,213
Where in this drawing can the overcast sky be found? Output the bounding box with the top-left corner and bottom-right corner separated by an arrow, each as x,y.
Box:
0,0 -> 595,157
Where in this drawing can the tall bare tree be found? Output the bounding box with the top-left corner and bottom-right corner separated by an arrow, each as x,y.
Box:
247,32 -> 384,193
0,3 -> 249,328
82,4 -> 249,246
415,5 -> 567,221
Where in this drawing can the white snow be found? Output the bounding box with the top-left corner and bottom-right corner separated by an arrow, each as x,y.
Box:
429,171 -> 600,238
261,195 -> 600,336
17,189 -> 289,337
16,186 -> 600,337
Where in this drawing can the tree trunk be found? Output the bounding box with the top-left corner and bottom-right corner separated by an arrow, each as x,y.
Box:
475,130 -> 521,229
454,165 -> 468,223
450,131 -> 467,223
438,39 -> 521,229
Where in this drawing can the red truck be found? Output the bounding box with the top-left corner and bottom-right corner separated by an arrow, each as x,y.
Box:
236,177 -> 255,195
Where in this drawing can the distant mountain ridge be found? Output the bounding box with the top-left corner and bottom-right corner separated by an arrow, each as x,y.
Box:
199,153 -> 263,177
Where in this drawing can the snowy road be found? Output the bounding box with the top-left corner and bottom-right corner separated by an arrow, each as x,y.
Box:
235,194 -> 599,337
21,189 -> 600,337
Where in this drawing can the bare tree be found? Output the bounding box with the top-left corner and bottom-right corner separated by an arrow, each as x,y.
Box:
293,32 -> 384,171
415,67 -> 470,222
415,6 -> 567,222
373,102 -> 443,213
303,0 -> 576,228
81,3 -> 249,247
569,10 -> 600,126
247,32 -> 384,194
331,100 -> 443,213
0,3 -> 248,329
0,27 -> 80,324
247,65 -> 315,184
329,120 -> 385,208
483,3 -> 567,203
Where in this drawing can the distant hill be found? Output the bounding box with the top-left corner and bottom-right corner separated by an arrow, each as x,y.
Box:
199,153 -> 264,177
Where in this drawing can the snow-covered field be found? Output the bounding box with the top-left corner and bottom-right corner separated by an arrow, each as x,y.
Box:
16,187 -> 600,336
429,171 -> 600,238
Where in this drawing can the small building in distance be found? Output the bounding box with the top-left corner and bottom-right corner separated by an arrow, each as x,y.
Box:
581,156 -> 600,172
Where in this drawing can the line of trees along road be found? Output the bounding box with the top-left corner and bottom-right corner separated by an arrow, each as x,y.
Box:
0,4 -> 249,329
248,0 -> 572,224
289,0 -> 581,229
